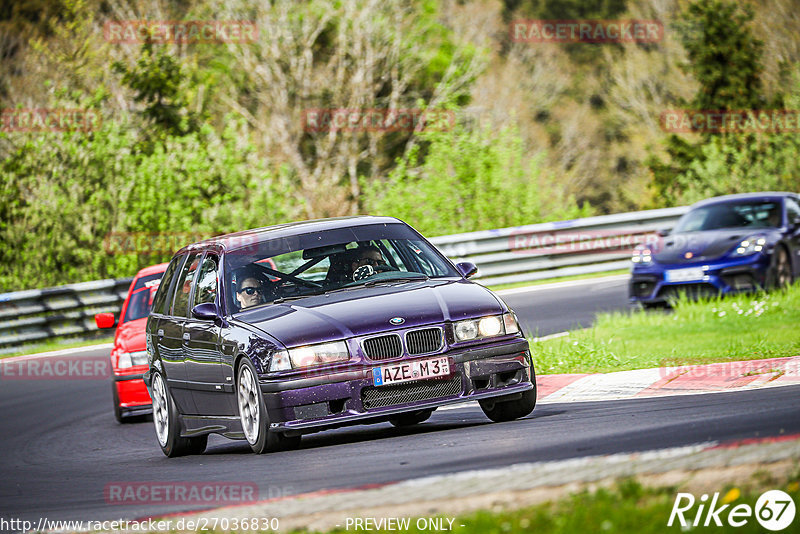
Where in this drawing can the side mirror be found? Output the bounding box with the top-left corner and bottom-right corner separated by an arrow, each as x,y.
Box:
191,302 -> 218,321
656,228 -> 671,237
456,262 -> 478,279
94,312 -> 116,329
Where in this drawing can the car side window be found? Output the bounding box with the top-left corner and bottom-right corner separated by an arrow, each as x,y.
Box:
152,255 -> 184,316
170,252 -> 202,318
193,255 -> 219,308
786,198 -> 800,225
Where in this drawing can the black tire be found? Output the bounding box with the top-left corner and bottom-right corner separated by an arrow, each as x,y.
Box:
236,358 -> 300,454
767,246 -> 793,290
112,382 -> 124,424
151,371 -> 206,457
389,409 -> 435,427
479,385 -> 537,423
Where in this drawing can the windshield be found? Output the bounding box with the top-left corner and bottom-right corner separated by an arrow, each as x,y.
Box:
223,223 -> 458,313
673,201 -> 783,233
122,272 -> 164,323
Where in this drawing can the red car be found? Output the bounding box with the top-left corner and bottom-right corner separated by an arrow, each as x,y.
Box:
96,263 -> 168,422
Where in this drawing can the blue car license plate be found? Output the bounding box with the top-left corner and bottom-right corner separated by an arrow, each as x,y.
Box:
373,356 -> 449,386
665,267 -> 705,282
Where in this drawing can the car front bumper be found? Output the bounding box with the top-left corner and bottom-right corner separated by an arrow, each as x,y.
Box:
260,338 -> 534,435
629,253 -> 771,304
114,373 -> 153,413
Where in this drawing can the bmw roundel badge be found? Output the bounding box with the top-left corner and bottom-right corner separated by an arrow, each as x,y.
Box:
390,317 -> 405,325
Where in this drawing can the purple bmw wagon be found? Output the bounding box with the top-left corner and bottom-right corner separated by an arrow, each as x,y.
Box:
144,217 -> 536,456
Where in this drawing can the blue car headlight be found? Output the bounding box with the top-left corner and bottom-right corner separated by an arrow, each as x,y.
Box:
631,245 -> 652,264
731,235 -> 766,257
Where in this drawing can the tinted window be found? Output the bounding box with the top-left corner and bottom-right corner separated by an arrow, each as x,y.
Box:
193,255 -> 219,308
674,201 -> 782,232
122,272 -> 164,323
224,223 -> 458,314
786,198 -> 800,224
152,256 -> 184,316
170,252 -> 202,318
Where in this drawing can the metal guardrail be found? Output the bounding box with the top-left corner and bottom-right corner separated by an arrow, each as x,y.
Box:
0,206 -> 689,349
0,278 -> 133,349
430,206 -> 689,286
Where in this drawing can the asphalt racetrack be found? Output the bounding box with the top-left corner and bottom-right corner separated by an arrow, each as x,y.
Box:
2,276 -> 798,523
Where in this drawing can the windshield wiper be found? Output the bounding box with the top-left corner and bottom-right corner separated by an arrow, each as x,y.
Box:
362,275 -> 429,287
270,294 -> 318,304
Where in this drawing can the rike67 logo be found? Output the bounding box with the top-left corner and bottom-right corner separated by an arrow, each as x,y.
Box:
669,490 -> 796,530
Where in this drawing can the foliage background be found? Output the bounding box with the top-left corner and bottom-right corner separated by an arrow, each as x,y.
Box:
1,0 -> 799,290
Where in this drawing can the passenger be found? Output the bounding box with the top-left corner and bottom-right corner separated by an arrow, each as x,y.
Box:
766,206 -> 782,227
350,245 -> 387,274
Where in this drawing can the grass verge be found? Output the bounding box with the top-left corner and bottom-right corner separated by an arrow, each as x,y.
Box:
0,335 -> 113,359
298,468 -> 799,534
531,284 -> 800,374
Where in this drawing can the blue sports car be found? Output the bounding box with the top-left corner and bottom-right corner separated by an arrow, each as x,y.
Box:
630,192 -> 800,306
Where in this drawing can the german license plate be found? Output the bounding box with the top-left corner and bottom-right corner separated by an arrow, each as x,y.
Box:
665,267 -> 705,282
373,356 -> 449,386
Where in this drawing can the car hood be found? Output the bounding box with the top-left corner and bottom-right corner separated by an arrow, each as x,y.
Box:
234,279 -> 504,347
653,229 -> 775,265
114,317 -> 148,353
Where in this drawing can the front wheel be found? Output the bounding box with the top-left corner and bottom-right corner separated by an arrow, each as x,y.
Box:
151,371 -> 207,457
112,382 -> 124,423
237,358 -> 300,454
767,246 -> 793,290
479,386 -> 537,423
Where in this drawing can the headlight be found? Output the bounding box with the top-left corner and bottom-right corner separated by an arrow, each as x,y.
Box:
118,350 -> 148,369
453,313 -> 519,342
732,235 -> 766,256
631,245 -> 652,264
269,341 -> 350,372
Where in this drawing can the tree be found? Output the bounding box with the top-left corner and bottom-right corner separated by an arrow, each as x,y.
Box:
647,0 -> 772,205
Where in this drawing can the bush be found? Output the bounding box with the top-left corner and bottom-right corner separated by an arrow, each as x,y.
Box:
0,117 -> 300,291
363,121 -> 592,236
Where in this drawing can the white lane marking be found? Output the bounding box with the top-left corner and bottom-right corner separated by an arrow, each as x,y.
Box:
495,274 -> 630,296
1,343 -> 114,363
541,367 -> 665,403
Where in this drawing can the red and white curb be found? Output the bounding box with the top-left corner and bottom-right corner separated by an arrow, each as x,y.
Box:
537,355 -> 800,404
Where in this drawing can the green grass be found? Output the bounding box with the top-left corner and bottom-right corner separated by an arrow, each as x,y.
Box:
486,269 -> 629,292
297,469 -> 799,534
0,335 -> 113,359
532,284 -> 800,374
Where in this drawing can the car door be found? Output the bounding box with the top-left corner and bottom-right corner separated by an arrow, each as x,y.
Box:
148,254 -> 183,388
784,197 -> 800,275
162,251 -> 203,415
183,253 -> 231,415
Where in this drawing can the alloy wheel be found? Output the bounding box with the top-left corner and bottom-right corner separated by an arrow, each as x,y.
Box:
151,374 -> 169,447
237,365 -> 260,444
777,249 -> 792,287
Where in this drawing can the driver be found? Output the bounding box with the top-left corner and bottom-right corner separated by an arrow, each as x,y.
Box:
233,267 -> 266,310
